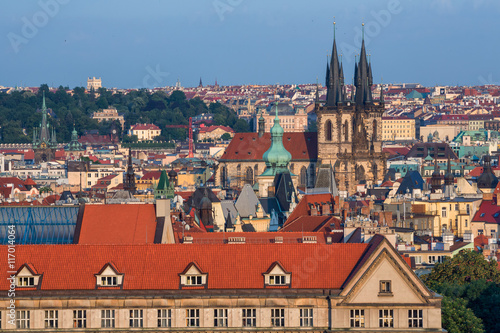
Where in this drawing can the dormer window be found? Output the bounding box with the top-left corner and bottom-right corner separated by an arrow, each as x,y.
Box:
263,262 -> 291,288
179,262 -> 207,288
15,264 -> 41,288
95,263 -> 124,288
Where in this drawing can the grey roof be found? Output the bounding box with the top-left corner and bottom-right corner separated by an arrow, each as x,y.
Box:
235,184 -> 259,218
274,172 -> 298,213
107,190 -> 140,204
315,164 -> 339,196
396,171 -> 425,195
220,200 -> 237,221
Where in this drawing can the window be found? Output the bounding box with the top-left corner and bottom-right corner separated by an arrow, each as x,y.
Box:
300,308 -> 313,327
441,207 -> 447,218
415,256 -> 422,264
186,275 -> 203,285
101,309 -> 115,328
130,309 -> 143,328
379,280 -> 392,294
455,204 -> 459,211
350,309 -> 364,328
18,276 -> 34,287
101,276 -> 117,286
45,310 -> 58,328
409,309 -> 423,327
271,308 -> 285,327
242,308 -> 256,327
466,204 -> 470,215
158,309 -> 171,328
214,308 -> 228,327
269,275 -> 286,285
186,309 -> 200,327
379,309 -> 394,327
73,310 -> 86,328
17,310 -> 30,329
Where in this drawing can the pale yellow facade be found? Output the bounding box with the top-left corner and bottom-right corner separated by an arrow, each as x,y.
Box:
382,118 -> 416,141
92,108 -> 125,130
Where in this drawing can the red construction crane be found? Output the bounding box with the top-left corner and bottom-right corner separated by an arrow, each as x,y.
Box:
165,116 -> 194,158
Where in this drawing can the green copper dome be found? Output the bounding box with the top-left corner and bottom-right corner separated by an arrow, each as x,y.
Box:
261,102 -> 291,176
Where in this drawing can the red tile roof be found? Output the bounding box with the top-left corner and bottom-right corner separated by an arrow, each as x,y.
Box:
178,231 -> 335,244
140,171 -> 162,181
0,242 -> 370,290
474,234 -> 489,250
76,204 -> 157,244
286,193 -> 335,223
220,132 -> 317,161
280,216 -> 341,232
131,123 -> 160,131
472,199 -> 500,224
198,125 -> 234,134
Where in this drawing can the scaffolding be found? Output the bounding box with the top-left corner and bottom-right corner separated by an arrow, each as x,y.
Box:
0,207 -> 80,244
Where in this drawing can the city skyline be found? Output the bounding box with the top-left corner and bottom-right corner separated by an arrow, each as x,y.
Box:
2,0 -> 500,89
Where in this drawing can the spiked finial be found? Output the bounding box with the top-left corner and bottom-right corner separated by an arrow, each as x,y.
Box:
333,17 -> 336,39
362,22 -> 365,41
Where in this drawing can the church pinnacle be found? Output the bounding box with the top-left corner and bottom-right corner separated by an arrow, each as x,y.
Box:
326,20 -> 345,106
354,23 -> 373,105
260,102 -> 292,176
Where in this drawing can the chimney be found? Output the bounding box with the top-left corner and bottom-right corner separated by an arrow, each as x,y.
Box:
322,203 -> 331,216
310,204 -> 318,216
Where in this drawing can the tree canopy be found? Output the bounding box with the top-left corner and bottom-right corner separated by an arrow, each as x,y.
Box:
0,86 -> 243,143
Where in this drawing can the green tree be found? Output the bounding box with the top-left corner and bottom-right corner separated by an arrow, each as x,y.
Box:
421,250 -> 500,289
233,119 -> 249,133
441,297 -> 484,333
221,133 -> 231,141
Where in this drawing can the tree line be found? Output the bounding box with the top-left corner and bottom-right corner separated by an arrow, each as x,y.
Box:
0,85 -> 249,143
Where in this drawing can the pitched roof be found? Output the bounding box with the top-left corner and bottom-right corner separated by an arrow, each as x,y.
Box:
280,215 -> 341,232
285,193 -> 334,223
472,199 -> 500,224
220,132 -> 317,161
76,204 -> 157,244
131,123 -> 160,131
0,242 -> 370,290
198,125 -> 234,134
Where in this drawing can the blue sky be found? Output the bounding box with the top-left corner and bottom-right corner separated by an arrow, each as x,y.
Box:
2,0 -> 500,89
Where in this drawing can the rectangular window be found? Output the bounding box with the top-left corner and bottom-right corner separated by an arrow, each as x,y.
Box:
409,309 -> 423,327
269,275 -> 286,285
379,309 -> 394,327
380,280 -> 392,293
300,308 -> 313,327
18,276 -> 35,287
45,310 -> 58,328
214,308 -> 228,327
415,256 -> 422,264
271,308 -> 285,327
73,310 -> 87,328
186,309 -> 200,327
242,308 -> 256,327
101,276 -> 117,286
158,309 -> 171,328
350,309 -> 364,328
186,275 -> 203,285
130,309 -> 143,328
16,310 -> 30,329
101,309 -> 115,328
441,207 -> 447,218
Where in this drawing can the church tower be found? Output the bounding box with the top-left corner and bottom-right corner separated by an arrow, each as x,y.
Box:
33,91 -> 58,163
316,22 -> 386,196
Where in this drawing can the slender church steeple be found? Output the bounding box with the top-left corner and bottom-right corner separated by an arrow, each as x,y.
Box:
326,20 -> 344,106
354,23 -> 373,105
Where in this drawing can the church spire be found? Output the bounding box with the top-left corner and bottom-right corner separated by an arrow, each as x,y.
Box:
325,54 -> 330,88
326,20 -> 343,106
355,23 -> 373,105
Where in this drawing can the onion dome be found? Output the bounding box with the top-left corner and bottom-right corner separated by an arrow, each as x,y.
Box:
261,102 -> 292,176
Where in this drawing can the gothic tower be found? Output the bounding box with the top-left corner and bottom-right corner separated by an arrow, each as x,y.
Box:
33,91 -> 58,163
316,23 -> 387,195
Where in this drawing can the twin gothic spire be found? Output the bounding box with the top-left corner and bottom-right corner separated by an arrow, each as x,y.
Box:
325,22 -> 375,107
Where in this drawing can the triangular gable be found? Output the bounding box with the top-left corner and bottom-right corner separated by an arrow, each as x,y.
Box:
180,261 -> 205,275
16,263 -> 39,276
340,237 -> 433,305
96,262 -> 121,276
264,261 -> 290,275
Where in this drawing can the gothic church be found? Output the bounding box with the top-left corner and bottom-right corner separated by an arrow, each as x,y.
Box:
316,25 -> 387,195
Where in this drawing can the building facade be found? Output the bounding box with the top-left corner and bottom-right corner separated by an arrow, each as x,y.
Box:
92,108 -> 125,130
129,124 -> 161,141
382,117 -> 416,141
87,77 -> 102,91
0,236 -> 443,332
316,33 -> 386,195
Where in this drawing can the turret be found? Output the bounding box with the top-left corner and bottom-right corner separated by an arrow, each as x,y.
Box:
354,24 -> 373,106
326,21 -> 344,106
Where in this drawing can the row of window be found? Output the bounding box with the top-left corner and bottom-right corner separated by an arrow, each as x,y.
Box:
9,308 -> 314,329
350,309 -> 423,328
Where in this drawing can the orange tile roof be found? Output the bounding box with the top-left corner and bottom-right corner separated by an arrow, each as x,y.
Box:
220,132 -> 317,161
0,243 -> 370,290
285,193 -> 334,223
76,204 -> 157,244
